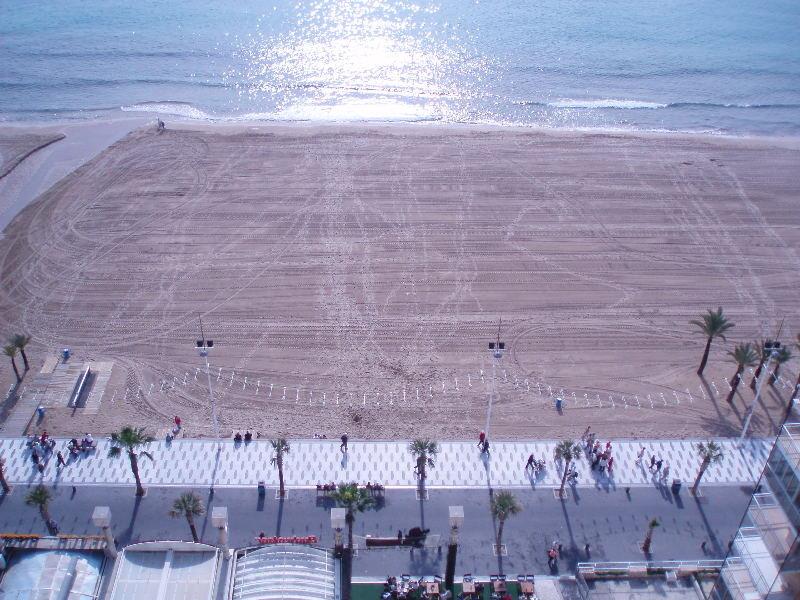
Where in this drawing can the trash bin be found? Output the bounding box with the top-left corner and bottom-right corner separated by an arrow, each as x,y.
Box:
258,481 -> 266,497
62,348 -> 71,362
671,479 -> 682,494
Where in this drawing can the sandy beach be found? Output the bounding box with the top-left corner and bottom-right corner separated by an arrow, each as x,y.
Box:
0,121 -> 798,441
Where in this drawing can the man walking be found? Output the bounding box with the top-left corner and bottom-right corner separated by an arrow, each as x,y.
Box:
482,439 -> 490,456
525,453 -> 535,471
478,431 -> 485,448
56,451 -> 66,468
635,446 -> 646,465
340,434 -> 348,454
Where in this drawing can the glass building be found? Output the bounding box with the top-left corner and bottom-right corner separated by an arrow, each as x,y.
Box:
712,415 -> 800,599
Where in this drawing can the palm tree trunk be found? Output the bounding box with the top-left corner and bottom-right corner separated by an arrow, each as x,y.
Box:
40,506 -> 52,528
697,336 -> 712,375
496,518 -> 505,549
10,357 -> 21,382
187,515 -> 199,542
692,458 -> 709,495
751,362 -> 764,390
0,467 -> 10,493
559,459 -> 570,495
277,458 -> 285,498
129,451 -> 145,496
643,527 -> 653,552
20,348 -> 29,371
769,364 -> 780,387
347,513 -> 354,550
726,367 -> 742,403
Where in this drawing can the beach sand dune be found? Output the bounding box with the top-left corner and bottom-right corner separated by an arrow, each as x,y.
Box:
0,125 -> 798,440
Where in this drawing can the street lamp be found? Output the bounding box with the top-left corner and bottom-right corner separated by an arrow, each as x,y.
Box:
486,319 -> 505,441
196,316 -> 220,445
740,340 -> 781,444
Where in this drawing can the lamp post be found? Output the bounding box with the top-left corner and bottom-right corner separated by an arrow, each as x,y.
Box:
445,506 -> 464,591
486,319 -> 505,441
91,506 -> 117,558
740,340 -> 781,444
211,506 -> 229,552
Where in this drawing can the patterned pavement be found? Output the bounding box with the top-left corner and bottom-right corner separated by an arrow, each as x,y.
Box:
0,436 -> 770,491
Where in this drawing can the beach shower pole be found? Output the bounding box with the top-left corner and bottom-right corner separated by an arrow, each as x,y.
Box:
196,316 -> 220,447
486,319 -> 505,440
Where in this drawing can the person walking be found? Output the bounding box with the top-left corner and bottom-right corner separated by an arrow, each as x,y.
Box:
482,439 -> 490,456
173,415 -> 182,431
649,455 -> 656,470
525,453 -> 535,471
655,457 -> 663,473
607,456 -> 614,473
478,431 -> 486,448
636,446 -> 646,465
581,426 -> 591,441
340,434 -> 348,454
56,451 -> 66,467
661,463 -> 670,482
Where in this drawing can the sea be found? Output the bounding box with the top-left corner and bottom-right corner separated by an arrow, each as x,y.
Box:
1,0 -> 799,136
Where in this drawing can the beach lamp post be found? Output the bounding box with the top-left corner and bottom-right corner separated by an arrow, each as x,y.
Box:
196,316 -> 220,445
445,506 -> 464,590
211,506 -> 229,552
740,339 -> 781,444
331,508 -> 346,554
486,319 -> 505,441
91,506 -> 117,558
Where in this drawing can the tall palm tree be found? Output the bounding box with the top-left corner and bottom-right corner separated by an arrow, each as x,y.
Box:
554,440 -> 582,497
690,307 -> 734,376
25,485 -> 53,529
10,334 -> 31,371
270,438 -> 290,498
750,339 -> 772,391
409,439 -> 439,481
108,426 -> 154,496
769,347 -> 792,386
3,345 -> 21,382
726,343 -> 759,403
0,456 -> 11,493
642,517 -> 660,554
692,441 -> 724,495
491,491 -> 522,553
330,482 -> 376,550
170,491 -> 204,542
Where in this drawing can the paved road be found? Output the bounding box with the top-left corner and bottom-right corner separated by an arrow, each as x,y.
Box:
0,437 -> 769,490
0,481 -> 750,577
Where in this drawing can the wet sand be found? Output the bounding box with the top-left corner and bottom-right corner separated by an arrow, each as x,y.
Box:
0,123 -> 798,440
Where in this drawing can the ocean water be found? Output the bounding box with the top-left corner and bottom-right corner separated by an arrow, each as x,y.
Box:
1,0 -> 799,135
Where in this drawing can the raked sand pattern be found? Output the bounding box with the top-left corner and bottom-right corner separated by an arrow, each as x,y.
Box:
0,125 -> 798,441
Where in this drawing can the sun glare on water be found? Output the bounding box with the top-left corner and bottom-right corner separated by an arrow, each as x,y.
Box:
227,0 -> 489,121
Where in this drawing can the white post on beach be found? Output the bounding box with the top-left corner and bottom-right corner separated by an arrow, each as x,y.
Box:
740,340 -> 781,445
196,316 -> 221,469
486,318 -> 505,441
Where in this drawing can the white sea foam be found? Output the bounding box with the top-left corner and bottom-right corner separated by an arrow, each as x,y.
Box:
549,99 -> 667,109
121,102 -> 215,120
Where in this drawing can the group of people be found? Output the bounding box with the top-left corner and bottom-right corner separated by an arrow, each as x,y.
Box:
316,481 -> 385,495
381,575 -> 450,600
26,431 -> 95,475
583,428 -> 614,475
233,431 -> 256,443
524,454 -> 546,473
547,540 -> 563,568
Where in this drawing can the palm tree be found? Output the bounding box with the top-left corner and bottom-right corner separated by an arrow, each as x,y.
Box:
769,347 -> 792,386
25,485 -> 53,529
726,343 -> 758,403
270,438 -> 290,498
409,439 -> 439,481
642,517 -> 660,554
750,339 -> 772,391
0,456 -> 11,493
170,491 -> 204,542
554,440 -> 582,497
692,441 -> 724,495
330,482 -> 376,550
690,307 -> 734,376
108,426 -> 154,496
3,344 -> 21,382
491,491 -> 522,553
10,334 -> 31,371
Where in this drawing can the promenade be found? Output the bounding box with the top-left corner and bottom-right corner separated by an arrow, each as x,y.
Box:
0,436 -> 769,490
